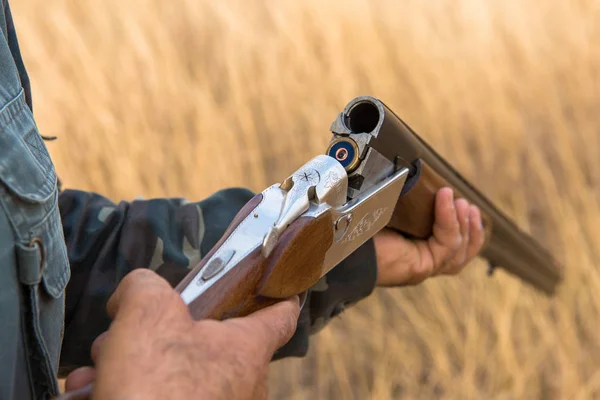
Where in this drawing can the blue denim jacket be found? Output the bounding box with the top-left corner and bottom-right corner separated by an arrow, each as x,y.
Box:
0,2 -> 70,398
0,1 -> 378,398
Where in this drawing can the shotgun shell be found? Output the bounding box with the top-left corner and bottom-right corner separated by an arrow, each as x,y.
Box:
327,137 -> 360,173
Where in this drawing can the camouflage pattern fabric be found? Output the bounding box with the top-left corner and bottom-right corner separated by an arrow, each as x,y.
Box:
57,189 -> 378,374
0,0 -> 379,386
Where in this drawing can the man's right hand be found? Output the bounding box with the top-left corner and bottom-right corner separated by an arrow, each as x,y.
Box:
64,269 -> 300,400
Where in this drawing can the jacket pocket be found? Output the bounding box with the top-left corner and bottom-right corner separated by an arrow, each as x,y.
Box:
0,89 -> 69,397
0,90 -> 68,297
0,90 -> 56,203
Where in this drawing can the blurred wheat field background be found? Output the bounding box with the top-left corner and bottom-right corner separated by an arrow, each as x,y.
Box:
12,0 -> 600,398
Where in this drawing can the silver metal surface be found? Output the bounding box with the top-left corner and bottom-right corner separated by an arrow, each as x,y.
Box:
330,96 -> 386,136
180,155 -> 348,305
329,96 -> 386,160
334,214 -> 352,242
305,167 -> 410,275
262,155 -> 347,257
329,97 -> 394,199
200,249 -> 235,281
346,147 -> 395,199
179,155 -> 407,306
180,185 -> 285,304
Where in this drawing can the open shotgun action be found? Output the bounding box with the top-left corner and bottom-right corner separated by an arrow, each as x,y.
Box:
176,96 -> 564,321
54,96 -> 565,400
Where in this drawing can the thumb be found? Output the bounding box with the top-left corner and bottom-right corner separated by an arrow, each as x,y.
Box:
236,296 -> 301,355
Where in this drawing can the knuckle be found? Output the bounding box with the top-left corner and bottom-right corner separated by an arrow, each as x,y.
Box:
437,227 -> 462,250
132,285 -> 184,318
453,238 -> 463,250
452,236 -> 463,251
280,314 -> 298,340
265,318 -> 286,340
126,268 -> 158,282
284,303 -> 300,328
455,198 -> 469,207
444,221 -> 461,237
441,244 -> 460,263
453,253 -> 467,268
137,282 -> 172,302
410,259 -> 433,281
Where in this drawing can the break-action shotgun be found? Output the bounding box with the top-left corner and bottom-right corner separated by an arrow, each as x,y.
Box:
54,95 -> 563,400
176,95 -> 563,321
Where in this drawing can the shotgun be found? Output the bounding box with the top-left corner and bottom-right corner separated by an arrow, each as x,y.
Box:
54,96 -> 564,400
176,95 -> 563,321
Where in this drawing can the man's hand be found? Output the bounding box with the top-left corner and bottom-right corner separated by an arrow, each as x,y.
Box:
374,187 -> 486,286
63,269 -> 300,400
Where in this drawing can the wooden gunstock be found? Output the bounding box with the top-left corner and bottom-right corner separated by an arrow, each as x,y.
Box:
175,194 -> 333,321
386,155 -> 561,295
388,161 -> 493,240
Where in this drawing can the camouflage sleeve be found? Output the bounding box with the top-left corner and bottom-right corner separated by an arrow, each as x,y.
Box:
57,188 -> 377,375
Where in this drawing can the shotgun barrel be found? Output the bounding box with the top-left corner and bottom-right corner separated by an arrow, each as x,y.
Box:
327,96 -> 563,295
175,95 -> 563,324
54,99 -> 564,400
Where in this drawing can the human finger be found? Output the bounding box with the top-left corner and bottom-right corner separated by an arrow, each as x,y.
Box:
106,269 -> 174,320
464,205 -> 485,261
91,331 -> 109,364
427,188 -> 462,267
64,367 -> 95,393
229,296 -> 300,356
442,198 -> 471,274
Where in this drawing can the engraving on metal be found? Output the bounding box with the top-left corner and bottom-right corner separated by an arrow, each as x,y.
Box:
324,170 -> 341,189
296,169 -> 320,185
305,167 -> 409,275
261,155 -> 348,258
323,170 -> 343,196
179,156 -> 405,306
340,207 -> 388,244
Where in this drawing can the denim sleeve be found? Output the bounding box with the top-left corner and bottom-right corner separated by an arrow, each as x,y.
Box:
57,188 -> 377,375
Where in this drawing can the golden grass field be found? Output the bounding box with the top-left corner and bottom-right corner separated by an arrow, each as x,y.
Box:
12,0 -> 600,398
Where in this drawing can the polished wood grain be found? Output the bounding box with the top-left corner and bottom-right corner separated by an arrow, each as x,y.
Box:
387,161 -> 493,240
184,246 -> 272,320
257,212 -> 333,298
176,195 -> 333,321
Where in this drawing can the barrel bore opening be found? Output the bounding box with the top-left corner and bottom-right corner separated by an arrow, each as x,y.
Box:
347,102 -> 380,133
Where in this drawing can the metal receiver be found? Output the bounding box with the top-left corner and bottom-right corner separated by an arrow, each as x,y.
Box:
179,154 -> 409,306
